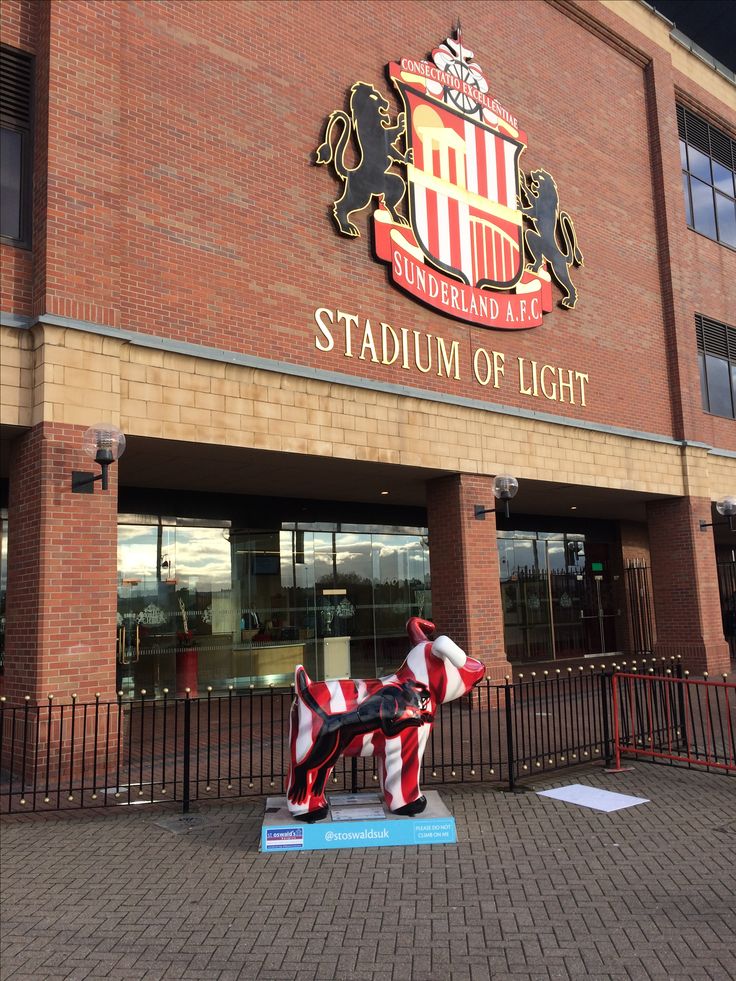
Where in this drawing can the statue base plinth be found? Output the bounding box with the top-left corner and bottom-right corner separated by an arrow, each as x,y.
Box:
260,790 -> 456,852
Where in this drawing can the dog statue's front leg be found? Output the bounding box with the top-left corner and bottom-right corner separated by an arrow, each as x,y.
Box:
379,726 -> 430,816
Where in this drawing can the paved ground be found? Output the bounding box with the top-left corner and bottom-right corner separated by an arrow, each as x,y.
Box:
1,764 -> 734,981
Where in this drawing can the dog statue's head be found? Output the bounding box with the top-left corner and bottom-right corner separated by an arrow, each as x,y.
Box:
403,617 -> 486,704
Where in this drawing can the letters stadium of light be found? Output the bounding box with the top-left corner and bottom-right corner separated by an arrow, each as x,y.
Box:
317,30 -> 583,330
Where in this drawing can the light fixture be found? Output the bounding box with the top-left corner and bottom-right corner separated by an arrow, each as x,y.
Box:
475,474 -> 519,521
71,423 -> 126,494
380,490 -> 389,496
700,496 -> 736,532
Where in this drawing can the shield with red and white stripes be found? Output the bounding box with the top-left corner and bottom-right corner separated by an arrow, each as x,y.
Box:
397,83 -> 525,289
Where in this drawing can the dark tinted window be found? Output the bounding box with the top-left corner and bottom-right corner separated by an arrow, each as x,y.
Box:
705,355 -> 733,417
0,127 -> 22,240
0,46 -> 33,247
696,316 -> 736,420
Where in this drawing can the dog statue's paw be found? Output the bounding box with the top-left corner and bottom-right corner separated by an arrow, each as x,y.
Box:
392,795 -> 427,817
292,804 -> 329,824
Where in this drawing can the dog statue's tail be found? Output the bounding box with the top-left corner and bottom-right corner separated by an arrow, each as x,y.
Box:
294,665 -> 330,723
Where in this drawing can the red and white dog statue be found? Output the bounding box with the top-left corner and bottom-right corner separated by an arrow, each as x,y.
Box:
286,617 -> 486,822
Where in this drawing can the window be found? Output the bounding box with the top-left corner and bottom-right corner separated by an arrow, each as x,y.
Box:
678,105 -> 736,249
696,315 -> 736,420
116,515 -> 430,694
0,45 -> 33,248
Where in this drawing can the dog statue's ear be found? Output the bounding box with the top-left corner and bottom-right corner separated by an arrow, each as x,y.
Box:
406,616 -> 435,646
430,635 -> 467,668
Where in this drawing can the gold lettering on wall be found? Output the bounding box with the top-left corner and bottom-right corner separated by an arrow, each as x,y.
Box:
313,306 -> 591,407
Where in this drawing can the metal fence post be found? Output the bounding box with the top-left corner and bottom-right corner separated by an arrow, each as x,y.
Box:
600,670 -> 613,767
182,694 -> 191,814
504,680 -> 515,791
675,658 -> 687,747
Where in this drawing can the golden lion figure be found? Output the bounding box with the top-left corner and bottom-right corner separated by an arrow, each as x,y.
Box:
520,169 -> 584,309
316,81 -> 411,237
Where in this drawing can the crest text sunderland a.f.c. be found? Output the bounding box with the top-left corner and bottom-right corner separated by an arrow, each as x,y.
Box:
316,31 -> 583,330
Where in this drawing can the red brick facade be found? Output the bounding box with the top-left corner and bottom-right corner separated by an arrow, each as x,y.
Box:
647,496 -> 730,674
426,475 -> 508,683
1,0 -> 732,439
1,0 -> 735,705
4,423 -> 118,702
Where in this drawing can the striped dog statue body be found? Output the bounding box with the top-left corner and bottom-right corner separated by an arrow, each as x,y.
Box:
286,617 -> 486,822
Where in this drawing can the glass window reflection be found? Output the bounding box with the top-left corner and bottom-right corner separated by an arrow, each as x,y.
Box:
682,172 -> 692,226
690,178 -> 717,239
712,161 -> 735,196
679,110 -> 736,248
705,354 -> 733,418
0,128 -> 22,241
687,145 -> 712,184
715,193 -> 736,248
118,519 -> 430,693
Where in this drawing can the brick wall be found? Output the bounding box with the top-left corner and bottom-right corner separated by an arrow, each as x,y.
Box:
3,422 -> 118,703
0,0 -> 733,451
426,474 -> 509,682
647,495 -> 730,674
0,0 -> 38,318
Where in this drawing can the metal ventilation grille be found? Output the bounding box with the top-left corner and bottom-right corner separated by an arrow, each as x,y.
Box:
677,104 -> 735,171
696,314 -> 736,361
0,46 -> 33,125
710,129 -> 735,171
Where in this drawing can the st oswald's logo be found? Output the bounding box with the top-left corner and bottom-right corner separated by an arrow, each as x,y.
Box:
316,31 -> 583,329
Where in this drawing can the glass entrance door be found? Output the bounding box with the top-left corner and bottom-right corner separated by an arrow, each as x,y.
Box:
229,527 -> 431,684
499,532 -> 622,663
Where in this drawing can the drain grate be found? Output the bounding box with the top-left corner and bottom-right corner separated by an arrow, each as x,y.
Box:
153,814 -> 213,834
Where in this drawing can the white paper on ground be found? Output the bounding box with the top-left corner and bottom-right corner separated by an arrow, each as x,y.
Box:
536,783 -> 649,812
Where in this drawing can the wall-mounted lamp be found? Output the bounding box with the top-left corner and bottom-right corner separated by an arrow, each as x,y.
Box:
475,474 -> 519,521
71,424 -> 126,494
700,496 -> 736,533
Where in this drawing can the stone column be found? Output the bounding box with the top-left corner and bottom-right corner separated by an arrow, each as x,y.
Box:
426,474 -> 511,683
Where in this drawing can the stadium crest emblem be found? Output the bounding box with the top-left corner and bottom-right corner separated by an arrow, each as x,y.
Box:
316,29 -> 583,329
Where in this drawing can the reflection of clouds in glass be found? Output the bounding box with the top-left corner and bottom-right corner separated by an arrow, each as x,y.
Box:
119,525 -> 429,598
118,526 -> 231,590
175,530 -> 230,581
376,540 -> 422,557
336,550 -> 371,564
118,543 -> 157,582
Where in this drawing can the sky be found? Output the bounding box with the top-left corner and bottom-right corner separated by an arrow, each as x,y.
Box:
650,0 -> 736,72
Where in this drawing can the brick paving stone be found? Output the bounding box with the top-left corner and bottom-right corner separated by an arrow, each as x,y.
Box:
2,765 -> 735,980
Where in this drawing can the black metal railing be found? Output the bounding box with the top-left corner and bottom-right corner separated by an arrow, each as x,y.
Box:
624,560 -> 656,656
1,658 -> 731,814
